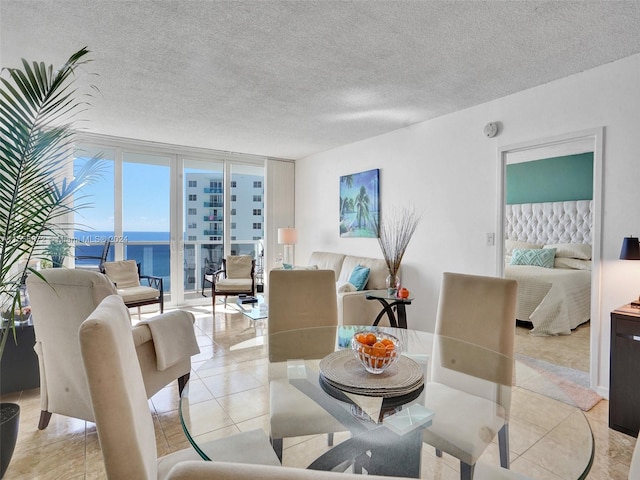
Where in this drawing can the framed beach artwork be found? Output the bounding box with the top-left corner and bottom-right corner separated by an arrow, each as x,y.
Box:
339,168 -> 379,238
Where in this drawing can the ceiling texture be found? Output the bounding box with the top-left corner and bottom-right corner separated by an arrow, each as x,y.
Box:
2,1 -> 640,160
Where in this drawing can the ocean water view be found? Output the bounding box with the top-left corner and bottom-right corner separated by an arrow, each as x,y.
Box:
73,231 -> 259,294
74,231 -> 172,287
74,230 -> 170,243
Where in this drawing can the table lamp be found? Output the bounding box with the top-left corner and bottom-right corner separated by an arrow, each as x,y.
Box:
620,236 -> 640,306
620,236 -> 640,261
278,227 -> 297,266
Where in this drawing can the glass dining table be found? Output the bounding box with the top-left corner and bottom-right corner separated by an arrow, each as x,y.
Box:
179,326 -> 594,479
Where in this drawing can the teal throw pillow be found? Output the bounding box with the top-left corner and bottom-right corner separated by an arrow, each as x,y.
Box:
348,265 -> 371,291
510,248 -> 556,268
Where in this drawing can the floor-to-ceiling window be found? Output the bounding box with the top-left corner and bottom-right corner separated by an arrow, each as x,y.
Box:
72,137 -> 266,307
73,146 -> 116,265
122,151 -> 172,302
181,158 -> 225,302
230,164 -> 265,291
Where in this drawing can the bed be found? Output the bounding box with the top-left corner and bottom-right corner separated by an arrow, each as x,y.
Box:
504,200 -> 593,336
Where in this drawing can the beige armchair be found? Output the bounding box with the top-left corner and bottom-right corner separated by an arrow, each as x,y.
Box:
103,259 -> 164,316
210,255 -> 255,307
79,295 -> 280,479
26,268 -> 198,429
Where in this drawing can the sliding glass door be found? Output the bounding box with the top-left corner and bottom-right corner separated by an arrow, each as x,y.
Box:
73,146 -> 116,267
230,164 -> 265,292
181,158 -> 225,302
73,138 -> 266,307
122,152 -> 172,303
180,160 -> 265,300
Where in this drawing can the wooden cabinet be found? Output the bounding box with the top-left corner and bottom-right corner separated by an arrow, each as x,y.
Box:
610,306 -> 640,437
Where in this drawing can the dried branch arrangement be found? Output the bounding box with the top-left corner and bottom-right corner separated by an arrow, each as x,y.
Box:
377,207 -> 421,277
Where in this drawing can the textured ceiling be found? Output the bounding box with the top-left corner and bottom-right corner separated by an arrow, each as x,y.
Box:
2,1 -> 640,160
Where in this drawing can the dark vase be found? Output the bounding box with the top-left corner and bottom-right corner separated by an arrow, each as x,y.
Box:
51,256 -> 64,268
0,403 -> 20,478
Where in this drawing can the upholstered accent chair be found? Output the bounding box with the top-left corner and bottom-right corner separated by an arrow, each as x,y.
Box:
79,295 -> 280,479
201,258 -> 216,296
26,268 -> 197,430
422,272 -> 518,480
210,255 -> 255,307
75,239 -> 111,272
103,259 -> 164,316
267,269 -> 346,461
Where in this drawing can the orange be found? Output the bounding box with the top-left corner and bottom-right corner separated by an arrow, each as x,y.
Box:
381,338 -> 394,347
364,333 -> 377,346
372,341 -> 386,357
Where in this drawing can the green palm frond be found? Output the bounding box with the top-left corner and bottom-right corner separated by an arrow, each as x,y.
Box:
0,47 -> 104,361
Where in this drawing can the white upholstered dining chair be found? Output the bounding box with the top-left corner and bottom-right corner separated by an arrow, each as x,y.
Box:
629,431 -> 640,479
165,460 -> 532,479
79,295 -> 281,479
422,272 -> 518,480
267,269 -> 346,461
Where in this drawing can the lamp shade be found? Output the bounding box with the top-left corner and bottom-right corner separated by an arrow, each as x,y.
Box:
620,236 -> 640,260
278,227 -> 298,245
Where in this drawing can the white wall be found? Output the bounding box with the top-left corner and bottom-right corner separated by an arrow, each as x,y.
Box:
266,159 -> 295,273
295,52 -> 640,397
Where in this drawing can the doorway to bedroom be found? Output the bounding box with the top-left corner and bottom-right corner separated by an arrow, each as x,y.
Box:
497,128 -> 603,389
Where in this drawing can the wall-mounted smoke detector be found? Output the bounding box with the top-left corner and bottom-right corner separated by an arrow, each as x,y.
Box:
483,122 -> 499,138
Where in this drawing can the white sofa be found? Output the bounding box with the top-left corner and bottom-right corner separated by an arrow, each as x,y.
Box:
308,251 -> 391,326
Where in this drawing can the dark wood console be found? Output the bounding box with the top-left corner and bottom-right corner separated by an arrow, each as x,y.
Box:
610,305 -> 640,437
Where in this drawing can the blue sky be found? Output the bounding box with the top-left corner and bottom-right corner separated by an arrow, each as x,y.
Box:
74,158 -> 170,233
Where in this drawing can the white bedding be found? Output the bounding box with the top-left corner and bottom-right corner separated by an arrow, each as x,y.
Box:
504,265 -> 591,336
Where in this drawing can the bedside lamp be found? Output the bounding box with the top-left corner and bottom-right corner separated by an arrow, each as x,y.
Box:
277,227 -> 297,266
620,236 -> 640,306
620,236 -> 640,261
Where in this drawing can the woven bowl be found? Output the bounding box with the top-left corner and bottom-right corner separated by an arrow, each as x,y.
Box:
351,331 -> 401,374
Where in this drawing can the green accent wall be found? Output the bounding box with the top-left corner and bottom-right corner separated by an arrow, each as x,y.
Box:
506,152 -> 593,205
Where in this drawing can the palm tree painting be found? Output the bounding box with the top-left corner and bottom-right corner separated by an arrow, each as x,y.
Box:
339,169 -> 379,238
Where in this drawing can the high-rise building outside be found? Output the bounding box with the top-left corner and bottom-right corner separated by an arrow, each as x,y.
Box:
183,172 -> 264,290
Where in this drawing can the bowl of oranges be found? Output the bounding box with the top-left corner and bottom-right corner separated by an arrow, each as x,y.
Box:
351,330 -> 401,374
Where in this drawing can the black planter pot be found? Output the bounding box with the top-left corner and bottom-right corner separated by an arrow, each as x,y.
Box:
0,403 -> 20,478
51,256 -> 65,268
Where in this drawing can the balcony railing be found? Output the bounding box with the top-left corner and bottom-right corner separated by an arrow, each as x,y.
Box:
75,238 -> 262,300
203,187 -> 223,193
202,202 -> 223,208
203,216 -> 223,221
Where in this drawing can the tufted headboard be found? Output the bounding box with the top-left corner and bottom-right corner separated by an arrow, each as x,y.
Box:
505,200 -> 592,245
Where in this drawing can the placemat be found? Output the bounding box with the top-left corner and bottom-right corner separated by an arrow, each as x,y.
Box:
319,350 -> 424,398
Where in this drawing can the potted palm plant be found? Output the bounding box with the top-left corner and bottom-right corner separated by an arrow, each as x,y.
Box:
0,47 -> 103,478
45,238 -> 70,268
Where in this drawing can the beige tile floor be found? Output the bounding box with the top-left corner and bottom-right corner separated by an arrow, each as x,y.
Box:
0,308 -> 636,479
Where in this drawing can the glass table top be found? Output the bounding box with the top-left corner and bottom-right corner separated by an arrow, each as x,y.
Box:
179,326 -> 593,478
366,289 -> 414,302
233,294 -> 268,321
